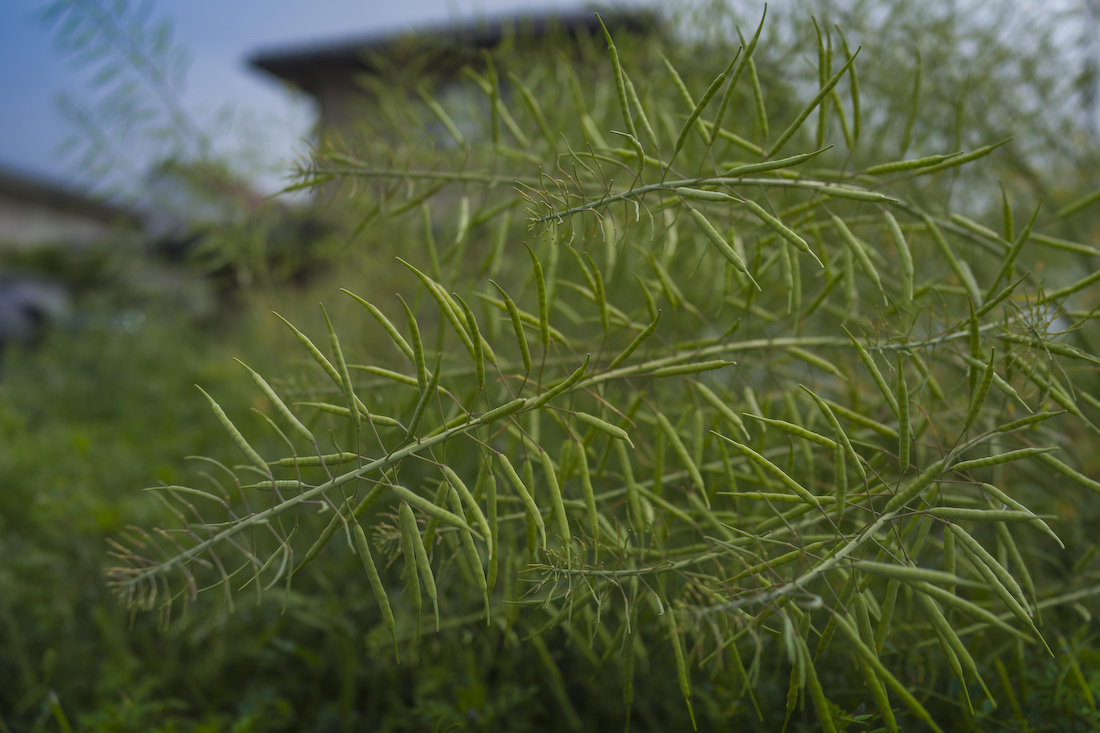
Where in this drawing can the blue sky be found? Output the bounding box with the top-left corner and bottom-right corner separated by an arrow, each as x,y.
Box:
0,0 -> 647,195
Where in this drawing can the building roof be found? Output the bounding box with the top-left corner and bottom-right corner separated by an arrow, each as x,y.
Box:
249,7 -> 659,91
0,164 -> 142,228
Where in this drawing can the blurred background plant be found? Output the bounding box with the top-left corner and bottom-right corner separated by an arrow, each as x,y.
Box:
3,0 -> 1100,731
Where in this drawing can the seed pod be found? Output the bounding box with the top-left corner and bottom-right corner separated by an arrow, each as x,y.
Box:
406,510 -> 440,633
354,521 -> 398,660
571,410 -> 633,447
539,449 -> 571,558
951,447 -> 1055,474
448,487 -> 489,623
479,398 -> 528,425
689,208 -> 760,290
389,484 -> 472,536
397,503 -> 423,637
656,412 -> 707,504
397,295 -> 427,391
675,187 -> 735,202
897,355 -> 911,473
964,348 -> 996,431
490,280 -> 532,375
883,458 -> 946,513
235,360 -> 315,444
496,452 -> 546,548
715,434 -> 821,508
607,312 -> 660,371
196,386 -> 269,476
341,289 -> 414,362
439,465 -> 491,551
529,356 -> 590,408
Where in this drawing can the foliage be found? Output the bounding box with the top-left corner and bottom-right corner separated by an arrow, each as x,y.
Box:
99,4 -> 1100,731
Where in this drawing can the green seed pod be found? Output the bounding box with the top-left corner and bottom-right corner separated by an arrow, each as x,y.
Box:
397,502 -> 423,637
354,521 -> 398,660
196,386 -> 270,476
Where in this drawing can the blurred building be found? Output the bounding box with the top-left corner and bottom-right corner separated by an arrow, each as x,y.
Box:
0,165 -> 141,252
248,9 -> 658,146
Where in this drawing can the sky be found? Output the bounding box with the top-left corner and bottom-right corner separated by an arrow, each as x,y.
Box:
0,0 -> 649,196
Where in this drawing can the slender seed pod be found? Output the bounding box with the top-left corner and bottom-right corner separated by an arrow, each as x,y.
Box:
918,138 -> 1011,175
663,606 -> 696,730
715,434 -> 821,507
235,360 -> 315,444
496,452 -> 546,548
911,581 -> 1030,641
530,356 -> 590,408
964,348 -> 996,432
875,578 -> 901,653
952,447 -> 1055,473
787,345 -> 847,380
354,521 -> 398,660
843,327 -> 898,417
948,524 -> 1030,612
274,312 -> 341,385
397,502 -> 423,637
397,295 -> 428,392
897,355 -> 911,473
508,71 -> 555,147
490,280 -> 532,375
864,154 -> 955,176
575,439 -> 599,545
833,615 -> 944,733
421,480 -> 450,548
767,50 -> 859,158
743,413 -> 837,449
883,212 -> 914,303
341,289 -> 414,362
389,484 -> 471,536
486,471 -> 499,593
676,187 -> 735,202
454,293 -> 485,390
295,402 -> 403,428
615,440 -> 646,537
417,86 -> 465,147
405,355 -> 442,441
539,449 -> 571,558
406,512 -> 440,633
779,238 -> 795,313
607,312 -> 660,371
799,634 -> 839,733
448,487 -> 489,623
802,386 -> 867,482
571,410 -> 633,447
397,258 -> 477,358
439,465 -> 491,550
833,444 -> 848,520
832,214 -> 884,293
855,561 -> 979,588
883,458 -> 947,513
689,208 -> 760,290
694,382 -> 749,440
922,214 -> 982,304
597,14 -> 636,139
741,198 -> 822,267
656,412 -> 707,504
525,243 -> 551,350
479,397 -> 528,425
196,386 -> 270,476
268,451 -> 358,468
321,304 -> 360,430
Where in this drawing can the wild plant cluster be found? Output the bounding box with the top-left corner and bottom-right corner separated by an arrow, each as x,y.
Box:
105,6 -> 1100,730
